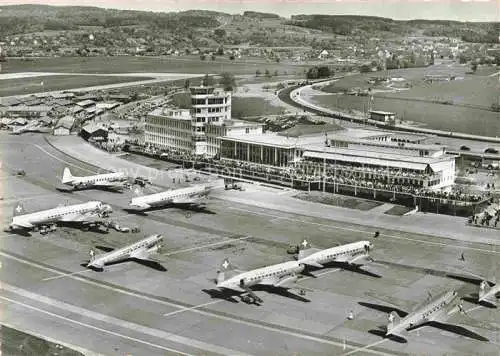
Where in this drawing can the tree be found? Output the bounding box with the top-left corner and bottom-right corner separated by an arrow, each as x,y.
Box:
265,69 -> 272,78
211,54 -> 216,61
255,69 -> 261,77
216,47 -> 224,56
200,54 -> 206,60
360,64 -> 372,73
220,72 -> 236,91
184,79 -> 190,89
471,62 -> 478,72
229,54 -> 235,60
214,29 -> 226,38
273,70 -> 279,77
202,74 -> 215,86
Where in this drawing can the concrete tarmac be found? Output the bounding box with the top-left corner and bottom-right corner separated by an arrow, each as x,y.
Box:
0,132 -> 499,356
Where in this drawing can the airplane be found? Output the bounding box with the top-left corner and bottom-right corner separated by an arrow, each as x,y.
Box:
479,280 -> 499,307
213,258 -> 309,304
360,290 -> 494,342
128,184 -> 212,210
447,272 -> 499,308
296,239 -> 373,269
7,201 -> 113,234
61,167 -> 129,191
86,234 -> 164,271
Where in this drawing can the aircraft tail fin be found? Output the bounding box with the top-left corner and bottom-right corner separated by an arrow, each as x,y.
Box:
479,280 -> 496,305
13,202 -> 26,217
387,311 -> 401,332
216,258 -> 236,285
62,167 -> 74,184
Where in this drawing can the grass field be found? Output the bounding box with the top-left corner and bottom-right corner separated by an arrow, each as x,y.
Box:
0,75 -> 153,97
2,56 -> 311,76
232,96 -> 286,118
0,324 -> 84,356
315,61 -> 500,137
294,191 -> 383,211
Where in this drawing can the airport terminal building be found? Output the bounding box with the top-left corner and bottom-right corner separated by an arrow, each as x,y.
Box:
217,126 -> 457,192
145,86 -> 263,156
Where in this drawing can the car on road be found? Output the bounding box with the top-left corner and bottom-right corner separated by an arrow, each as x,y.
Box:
484,147 -> 499,154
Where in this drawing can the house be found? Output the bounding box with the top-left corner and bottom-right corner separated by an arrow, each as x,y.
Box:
318,50 -> 329,60
53,115 -> 77,136
80,124 -> 108,141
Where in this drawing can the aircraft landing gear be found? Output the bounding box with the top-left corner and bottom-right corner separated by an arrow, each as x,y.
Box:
241,294 -> 262,304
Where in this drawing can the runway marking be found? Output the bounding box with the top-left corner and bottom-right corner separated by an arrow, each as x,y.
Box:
228,207 -> 500,255
0,250 -> 395,356
0,295 -> 194,356
32,144 -> 96,174
164,236 -> 251,256
42,269 -> 92,281
163,300 -> 222,317
342,339 -> 388,356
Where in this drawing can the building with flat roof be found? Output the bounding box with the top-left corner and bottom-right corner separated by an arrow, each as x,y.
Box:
145,108 -> 193,153
218,127 -> 457,191
369,110 -> 396,123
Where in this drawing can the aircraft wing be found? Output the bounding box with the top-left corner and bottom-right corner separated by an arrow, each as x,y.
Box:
261,274 -> 299,289
172,197 -> 198,204
59,211 -> 100,223
10,221 -> 34,229
443,308 -> 500,332
346,254 -> 371,265
426,321 -> 490,342
131,203 -> 151,210
130,248 -> 151,260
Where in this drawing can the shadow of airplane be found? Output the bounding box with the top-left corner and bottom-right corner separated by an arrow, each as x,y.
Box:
368,329 -> 408,343
202,288 -> 245,304
253,285 -> 311,303
358,301 -> 408,317
56,185 -> 125,194
123,204 -> 216,216
302,261 -> 382,279
4,228 -> 32,237
461,294 -> 497,309
426,321 -> 489,342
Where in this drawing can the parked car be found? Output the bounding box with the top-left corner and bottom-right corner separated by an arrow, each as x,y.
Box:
460,145 -> 470,151
484,148 -> 499,154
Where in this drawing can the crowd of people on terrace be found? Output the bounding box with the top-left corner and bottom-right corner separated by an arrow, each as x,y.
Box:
128,143 -> 488,203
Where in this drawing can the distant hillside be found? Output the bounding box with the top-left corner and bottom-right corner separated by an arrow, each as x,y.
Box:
288,15 -> 499,43
0,4 -> 498,51
0,5 -> 221,35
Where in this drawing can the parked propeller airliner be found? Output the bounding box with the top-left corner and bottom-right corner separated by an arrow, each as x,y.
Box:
214,259 -> 308,304
478,280 -> 499,307
86,234 -> 164,271
297,239 -> 373,268
129,184 -> 212,210
61,167 -> 129,191
7,201 -> 113,234
361,290 -> 494,342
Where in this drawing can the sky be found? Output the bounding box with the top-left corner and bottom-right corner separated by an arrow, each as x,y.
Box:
2,0 -> 499,22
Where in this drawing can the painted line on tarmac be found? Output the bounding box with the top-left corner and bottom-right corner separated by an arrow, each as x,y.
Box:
0,295 -> 194,356
163,300 -> 222,317
228,207 -> 500,255
42,268 -> 93,281
0,249 -> 396,356
164,236 -> 251,256
342,339 -> 388,356
2,283 -> 250,356
33,143 -> 96,174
